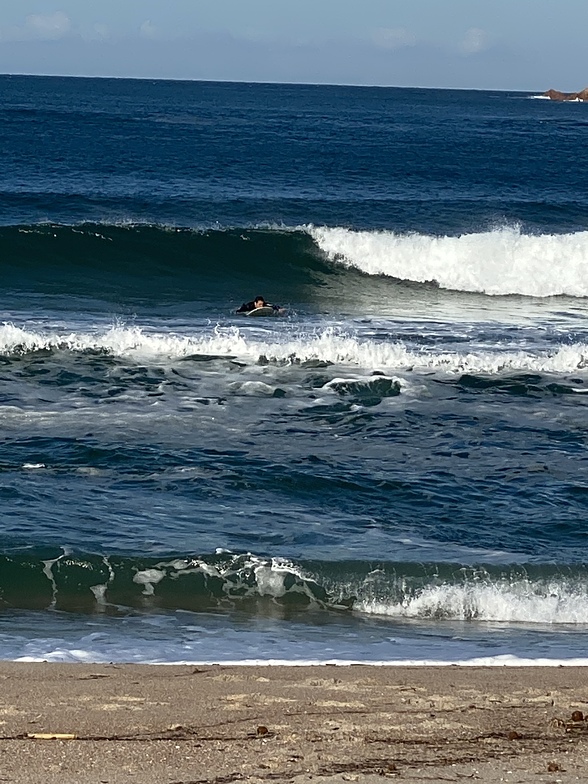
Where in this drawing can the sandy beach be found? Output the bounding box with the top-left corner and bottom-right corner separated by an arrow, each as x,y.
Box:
0,663 -> 586,783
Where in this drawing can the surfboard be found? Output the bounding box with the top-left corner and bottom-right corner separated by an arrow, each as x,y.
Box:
241,306 -> 279,317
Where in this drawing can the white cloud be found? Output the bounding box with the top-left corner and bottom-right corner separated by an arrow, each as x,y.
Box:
26,11 -> 71,40
372,28 -> 416,51
139,20 -> 157,39
460,27 -> 488,55
0,11 -> 72,42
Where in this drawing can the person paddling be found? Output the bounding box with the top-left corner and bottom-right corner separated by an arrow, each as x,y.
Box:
236,296 -> 282,314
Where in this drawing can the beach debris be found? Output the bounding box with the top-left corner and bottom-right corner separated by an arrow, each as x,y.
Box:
547,761 -> 565,772
246,725 -> 275,739
375,763 -> 398,775
78,673 -> 109,680
550,717 -> 566,728
550,713 -> 588,733
26,733 -> 77,740
507,730 -> 521,741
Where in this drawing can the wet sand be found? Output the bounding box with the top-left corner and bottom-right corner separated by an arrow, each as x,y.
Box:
0,663 -> 587,783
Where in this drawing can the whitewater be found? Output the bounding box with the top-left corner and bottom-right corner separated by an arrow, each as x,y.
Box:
2,321 -> 588,377
310,225 -> 588,297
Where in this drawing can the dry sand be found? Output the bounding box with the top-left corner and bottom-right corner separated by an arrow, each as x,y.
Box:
0,663 -> 587,783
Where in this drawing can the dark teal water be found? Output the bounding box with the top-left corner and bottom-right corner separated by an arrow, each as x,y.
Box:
1,76 -> 588,664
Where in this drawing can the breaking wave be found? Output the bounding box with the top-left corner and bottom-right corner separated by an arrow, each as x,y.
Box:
2,322 -> 588,377
3,551 -> 588,626
310,225 -> 588,297
3,222 -> 588,303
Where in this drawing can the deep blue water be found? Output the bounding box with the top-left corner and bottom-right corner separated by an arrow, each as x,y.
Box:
1,75 -> 588,664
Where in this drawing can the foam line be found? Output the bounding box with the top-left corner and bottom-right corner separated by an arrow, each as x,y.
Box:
2,323 -> 588,376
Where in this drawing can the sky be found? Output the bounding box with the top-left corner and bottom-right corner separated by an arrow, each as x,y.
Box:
0,1 -> 586,90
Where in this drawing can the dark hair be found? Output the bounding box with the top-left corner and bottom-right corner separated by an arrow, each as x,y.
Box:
255,295 -> 266,303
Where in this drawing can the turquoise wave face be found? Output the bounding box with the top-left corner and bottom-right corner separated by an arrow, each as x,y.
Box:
1,225 -> 325,307
2,551 -> 588,625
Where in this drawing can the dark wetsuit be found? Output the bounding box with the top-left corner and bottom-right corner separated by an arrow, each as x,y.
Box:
236,300 -> 260,313
236,300 -> 280,313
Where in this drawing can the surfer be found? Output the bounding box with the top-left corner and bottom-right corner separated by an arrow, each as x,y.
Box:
236,296 -> 267,313
236,296 -> 282,314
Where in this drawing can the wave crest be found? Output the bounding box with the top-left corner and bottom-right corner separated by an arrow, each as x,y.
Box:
310,225 -> 588,297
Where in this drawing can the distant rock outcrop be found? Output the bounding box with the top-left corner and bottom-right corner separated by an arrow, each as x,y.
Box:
543,88 -> 588,101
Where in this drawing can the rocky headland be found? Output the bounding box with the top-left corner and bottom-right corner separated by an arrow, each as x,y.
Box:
543,87 -> 588,101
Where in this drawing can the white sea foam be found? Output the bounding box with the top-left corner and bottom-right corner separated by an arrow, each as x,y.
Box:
13,654 -> 588,666
0,322 -> 200,357
2,322 -> 588,377
133,568 -> 166,596
309,225 -> 588,297
358,581 -> 588,624
156,657 -> 588,666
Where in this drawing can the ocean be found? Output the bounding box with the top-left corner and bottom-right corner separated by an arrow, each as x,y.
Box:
1,74 -> 588,665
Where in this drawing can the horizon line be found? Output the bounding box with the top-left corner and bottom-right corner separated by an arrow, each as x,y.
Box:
0,71 -> 540,93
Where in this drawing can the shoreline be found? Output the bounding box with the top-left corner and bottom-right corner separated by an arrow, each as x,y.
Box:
0,663 -> 587,783
12,657 -> 588,666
